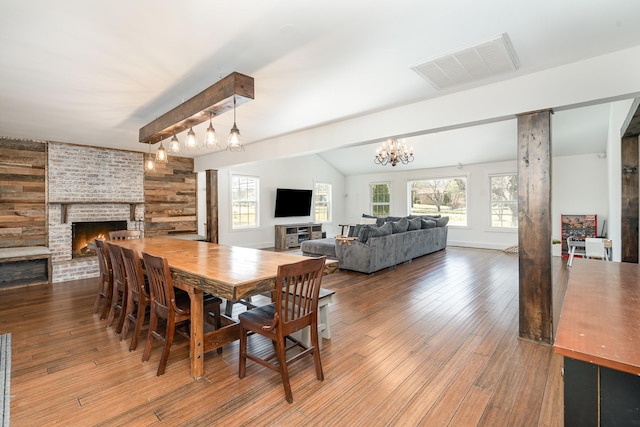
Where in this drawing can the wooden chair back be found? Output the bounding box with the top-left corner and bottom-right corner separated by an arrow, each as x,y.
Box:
93,239 -> 113,319
109,230 -> 142,240
120,246 -> 149,350
105,242 -> 128,334
276,256 -> 327,336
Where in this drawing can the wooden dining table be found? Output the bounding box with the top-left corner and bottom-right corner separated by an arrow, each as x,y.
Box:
113,236 -> 338,378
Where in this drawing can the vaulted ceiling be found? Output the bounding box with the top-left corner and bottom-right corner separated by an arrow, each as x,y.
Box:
1,1 -> 639,175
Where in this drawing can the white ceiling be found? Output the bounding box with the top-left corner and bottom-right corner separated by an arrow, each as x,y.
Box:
1,1 -> 639,175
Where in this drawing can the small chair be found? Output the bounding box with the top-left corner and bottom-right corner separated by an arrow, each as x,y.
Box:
238,256 -> 327,403
141,252 -> 223,376
105,242 -> 128,335
93,239 -> 113,320
120,246 -> 150,351
109,230 -> 142,240
585,237 -> 608,261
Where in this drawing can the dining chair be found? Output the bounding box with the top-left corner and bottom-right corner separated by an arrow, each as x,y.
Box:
109,230 -> 142,240
585,237 -> 608,261
120,246 -> 149,351
141,252 -> 223,376
105,242 -> 128,335
93,239 -> 113,320
238,256 -> 327,403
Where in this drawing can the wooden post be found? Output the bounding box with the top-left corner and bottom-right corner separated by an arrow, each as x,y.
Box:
517,110 -> 553,344
621,135 -> 639,263
205,170 -> 219,243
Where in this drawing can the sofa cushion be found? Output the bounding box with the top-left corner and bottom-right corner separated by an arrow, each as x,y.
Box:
357,223 -> 392,243
436,216 -> 450,227
390,217 -> 409,234
348,224 -> 362,237
407,217 -> 422,231
421,219 -> 437,229
300,238 -> 337,259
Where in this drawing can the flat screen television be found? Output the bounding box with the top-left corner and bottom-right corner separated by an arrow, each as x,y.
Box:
274,188 -> 313,217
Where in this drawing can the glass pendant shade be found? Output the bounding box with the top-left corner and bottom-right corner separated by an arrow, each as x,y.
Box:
226,96 -> 244,151
155,142 -> 168,164
185,127 -> 197,150
204,114 -> 218,149
169,134 -> 181,153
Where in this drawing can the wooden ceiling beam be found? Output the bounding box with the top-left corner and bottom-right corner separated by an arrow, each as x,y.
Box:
139,72 -> 254,144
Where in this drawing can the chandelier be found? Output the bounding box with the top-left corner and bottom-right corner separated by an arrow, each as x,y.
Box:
374,139 -> 414,167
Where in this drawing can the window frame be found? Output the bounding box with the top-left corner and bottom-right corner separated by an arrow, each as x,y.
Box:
313,181 -> 332,223
370,182 -> 391,217
489,173 -> 518,230
230,174 -> 260,230
407,176 -> 468,227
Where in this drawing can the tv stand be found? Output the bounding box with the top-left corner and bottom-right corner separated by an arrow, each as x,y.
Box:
275,223 -> 322,249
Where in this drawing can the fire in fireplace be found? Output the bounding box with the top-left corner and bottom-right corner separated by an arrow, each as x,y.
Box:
72,221 -> 128,258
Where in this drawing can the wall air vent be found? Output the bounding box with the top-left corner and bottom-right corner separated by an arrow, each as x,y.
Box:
411,33 -> 519,90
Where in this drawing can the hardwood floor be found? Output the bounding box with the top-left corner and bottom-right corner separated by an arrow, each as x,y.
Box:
2,247 -> 566,426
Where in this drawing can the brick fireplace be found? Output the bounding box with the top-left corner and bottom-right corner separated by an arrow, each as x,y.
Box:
48,143 -> 144,283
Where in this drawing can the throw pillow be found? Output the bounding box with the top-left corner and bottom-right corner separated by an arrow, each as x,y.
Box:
435,216 -> 450,227
391,217 -> 409,234
407,217 -> 422,231
357,223 -> 392,243
349,224 -> 362,237
421,219 -> 437,229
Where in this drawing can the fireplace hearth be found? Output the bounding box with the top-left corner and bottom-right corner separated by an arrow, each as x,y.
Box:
72,221 -> 128,258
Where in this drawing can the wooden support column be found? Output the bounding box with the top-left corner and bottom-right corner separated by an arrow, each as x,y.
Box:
621,135 -> 639,263
517,109 -> 553,344
206,170 -> 219,243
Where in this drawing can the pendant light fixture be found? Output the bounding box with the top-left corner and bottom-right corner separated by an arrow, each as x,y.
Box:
145,143 -> 155,171
169,134 -> 181,154
227,95 -> 244,151
203,112 -> 219,149
155,141 -> 168,164
185,127 -> 197,150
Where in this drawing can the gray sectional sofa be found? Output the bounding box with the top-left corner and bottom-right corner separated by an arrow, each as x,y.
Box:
301,215 -> 448,274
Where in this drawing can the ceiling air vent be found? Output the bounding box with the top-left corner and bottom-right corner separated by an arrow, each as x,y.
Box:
411,33 -> 519,90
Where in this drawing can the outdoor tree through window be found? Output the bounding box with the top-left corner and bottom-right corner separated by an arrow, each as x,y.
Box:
490,174 -> 518,228
314,182 -> 331,222
409,177 -> 467,226
370,183 -> 390,217
231,175 -> 259,229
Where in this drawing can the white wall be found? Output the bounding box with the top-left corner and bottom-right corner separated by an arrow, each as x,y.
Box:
199,154 -> 346,248
551,153 -> 609,242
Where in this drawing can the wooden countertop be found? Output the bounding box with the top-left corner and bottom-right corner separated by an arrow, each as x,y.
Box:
554,259 -> 640,375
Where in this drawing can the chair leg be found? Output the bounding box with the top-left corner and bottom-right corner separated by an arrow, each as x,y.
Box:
157,320 -> 175,376
275,335 -> 293,403
238,327 -> 247,379
92,284 -> 103,314
115,293 -> 128,335
310,323 -> 324,381
129,301 -> 146,351
100,288 -> 112,320
106,294 -> 118,328
142,311 -> 157,362
120,293 -> 134,341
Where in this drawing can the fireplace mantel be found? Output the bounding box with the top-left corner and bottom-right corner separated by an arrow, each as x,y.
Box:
49,201 -> 144,223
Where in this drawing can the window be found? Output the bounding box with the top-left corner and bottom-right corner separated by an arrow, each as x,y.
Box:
231,175 -> 259,229
490,174 -> 518,228
370,182 -> 391,217
409,177 -> 467,226
314,182 -> 332,222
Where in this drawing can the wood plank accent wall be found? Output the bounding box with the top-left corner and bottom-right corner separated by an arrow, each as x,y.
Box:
205,169 -> 218,243
621,135 -> 639,263
0,138 -> 47,248
144,155 -> 197,237
517,110 -> 553,344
